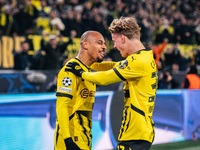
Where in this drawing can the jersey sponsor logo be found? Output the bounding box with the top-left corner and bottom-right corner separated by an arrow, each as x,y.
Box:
119,60 -> 128,69
62,77 -> 72,87
80,88 -> 95,98
58,87 -> 72,93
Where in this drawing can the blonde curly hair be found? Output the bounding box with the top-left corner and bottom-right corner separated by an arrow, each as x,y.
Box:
108,17 -> 141,40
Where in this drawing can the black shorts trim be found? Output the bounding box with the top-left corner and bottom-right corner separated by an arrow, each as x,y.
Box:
118,140 -> 152,150
56,92 -> 73,99
113,68 -> 126,81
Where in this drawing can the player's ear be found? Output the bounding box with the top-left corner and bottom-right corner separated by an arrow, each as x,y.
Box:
82,41 -> 88,50
121,34 -> 125,44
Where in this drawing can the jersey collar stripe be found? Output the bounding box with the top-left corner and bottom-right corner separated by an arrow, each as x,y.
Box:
140,47 -> 151,51
75,58 -> 90,70
113,68 -> 126,81
56,92 -> 73,99
136,48 -> 152,54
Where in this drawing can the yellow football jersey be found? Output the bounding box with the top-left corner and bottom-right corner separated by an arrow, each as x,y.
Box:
82,49 -> 158,143
55,57 -> 96,150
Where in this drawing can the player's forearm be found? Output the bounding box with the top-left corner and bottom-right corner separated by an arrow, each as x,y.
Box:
90,62 -> 118,71
82,69 -> 122,85
56,97 -> 71,139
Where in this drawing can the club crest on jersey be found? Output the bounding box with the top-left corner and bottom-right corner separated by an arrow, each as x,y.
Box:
119,60 -> 128,69
62,77 -> 72,87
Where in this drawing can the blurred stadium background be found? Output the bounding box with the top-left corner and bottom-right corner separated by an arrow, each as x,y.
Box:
0,0 -> 200,149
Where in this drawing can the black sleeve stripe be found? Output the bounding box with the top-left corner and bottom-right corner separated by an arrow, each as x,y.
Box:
55,124 -> 59,145
131,104 -> 145,117
113,68 -> 126,81
77,113 -> 90,146
69,113 -> 75,121
56,92 -> 73,99
151,71 -> 157,78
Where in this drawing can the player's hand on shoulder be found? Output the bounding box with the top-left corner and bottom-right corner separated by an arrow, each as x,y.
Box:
64,137 -> 81,150
65,62 -> 84,77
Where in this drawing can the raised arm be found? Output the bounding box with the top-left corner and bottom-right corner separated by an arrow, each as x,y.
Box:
90,61 -> 119,71
65,60 -> 144,86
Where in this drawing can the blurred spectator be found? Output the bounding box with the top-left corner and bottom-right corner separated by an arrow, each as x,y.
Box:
151,38 -> 168,70
13,41 -> 33,70
56,0 -> 67,14
181,65 -> 200,89
158,71 -> 179,89
163,44 -> 191,71
91,14 -> 107,37
39,31 -> 75,70
34,12 -> 51,35
155,18 -> 174,43
195,23 -> 200,44
0,4 -> 17,36
23,0 -> 39,34
163,45 -> 177,68
105,48 -> 124,62
0,0 -> 6,11
175,17 -> 195,44
61,30 -> 78,60
60,9 -> 75,36
171,63 -> 180,73
46,74 -> 58,92
193,48 -> 200,67
178,50 -> 192,71
36,0 -> 51,16
81,1 -> 93,32
72,12 -> 83,37
140,18 -> 154,45
49,10 -> 65,35
34,0 -> 51,34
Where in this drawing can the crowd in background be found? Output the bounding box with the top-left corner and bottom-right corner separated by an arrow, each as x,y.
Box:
1,0 -> 200,89
1,0 -> 200,44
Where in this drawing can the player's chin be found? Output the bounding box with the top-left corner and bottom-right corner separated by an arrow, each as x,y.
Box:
121,52 -> 127,58
97,57 -> 103,63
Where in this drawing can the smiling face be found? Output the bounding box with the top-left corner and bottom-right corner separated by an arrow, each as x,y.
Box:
111,33 -> 128,58
83,32 -> 106,63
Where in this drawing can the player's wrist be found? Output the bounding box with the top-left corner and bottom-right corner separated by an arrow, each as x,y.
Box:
79,71 -> 84,77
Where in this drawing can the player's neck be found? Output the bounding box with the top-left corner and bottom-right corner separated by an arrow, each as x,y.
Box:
127,39 -> 145,55
76,54 -> 93,67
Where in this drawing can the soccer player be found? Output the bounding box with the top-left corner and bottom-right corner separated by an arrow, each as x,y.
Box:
54,31 -> 109,150
66,17 -> 158,150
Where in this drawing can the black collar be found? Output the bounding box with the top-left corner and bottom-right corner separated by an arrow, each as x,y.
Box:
135,47 -> 151,54
75,57 -> 91,70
